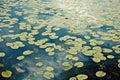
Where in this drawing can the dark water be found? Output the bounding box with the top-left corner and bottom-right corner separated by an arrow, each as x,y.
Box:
0,0 -> 120,80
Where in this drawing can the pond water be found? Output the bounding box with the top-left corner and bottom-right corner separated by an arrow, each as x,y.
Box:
0,0 -> 120,80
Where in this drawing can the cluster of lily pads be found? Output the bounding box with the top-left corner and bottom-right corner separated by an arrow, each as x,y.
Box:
0,0 -> 120,80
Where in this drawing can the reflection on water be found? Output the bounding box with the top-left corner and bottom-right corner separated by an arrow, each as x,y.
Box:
0,0 -> 120,80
